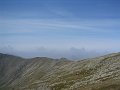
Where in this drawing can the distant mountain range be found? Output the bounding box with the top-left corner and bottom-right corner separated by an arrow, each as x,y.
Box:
0,52 -> 120,90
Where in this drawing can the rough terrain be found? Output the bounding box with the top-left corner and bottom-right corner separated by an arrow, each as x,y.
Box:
0,52 -> 120,90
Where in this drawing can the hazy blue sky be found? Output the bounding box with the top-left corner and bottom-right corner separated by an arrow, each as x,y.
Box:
0,0 -> 120,58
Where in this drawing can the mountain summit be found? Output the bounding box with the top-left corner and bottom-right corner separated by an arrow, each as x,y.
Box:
0,53 -> 120,90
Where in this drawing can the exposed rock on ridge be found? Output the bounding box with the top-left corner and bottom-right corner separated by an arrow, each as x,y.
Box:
0,52 -> 120,90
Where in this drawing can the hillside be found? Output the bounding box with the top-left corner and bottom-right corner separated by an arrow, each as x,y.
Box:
0,52 -> 120,90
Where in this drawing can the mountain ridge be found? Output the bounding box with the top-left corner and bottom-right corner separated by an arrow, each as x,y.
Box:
0,52 -> 120,90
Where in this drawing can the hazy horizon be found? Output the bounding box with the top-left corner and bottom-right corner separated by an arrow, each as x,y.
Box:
0,0 -> 120,59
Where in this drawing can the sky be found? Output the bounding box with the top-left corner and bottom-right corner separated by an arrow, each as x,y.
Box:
0,0 -> 120,59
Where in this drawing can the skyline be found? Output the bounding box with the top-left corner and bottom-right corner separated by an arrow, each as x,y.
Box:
0,0 -> 120,59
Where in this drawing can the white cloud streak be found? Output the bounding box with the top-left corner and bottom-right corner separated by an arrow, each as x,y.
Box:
0,18 -> 120,34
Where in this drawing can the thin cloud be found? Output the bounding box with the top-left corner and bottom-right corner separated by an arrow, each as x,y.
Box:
1,19 -> 120,34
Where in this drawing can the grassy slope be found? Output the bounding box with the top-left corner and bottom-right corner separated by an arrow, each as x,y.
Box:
0,53 -> 120,90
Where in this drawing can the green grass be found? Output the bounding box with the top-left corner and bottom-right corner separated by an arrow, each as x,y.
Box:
0,87 -> 14,90
50,68 -> 95,90
91,84 -> 120,90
